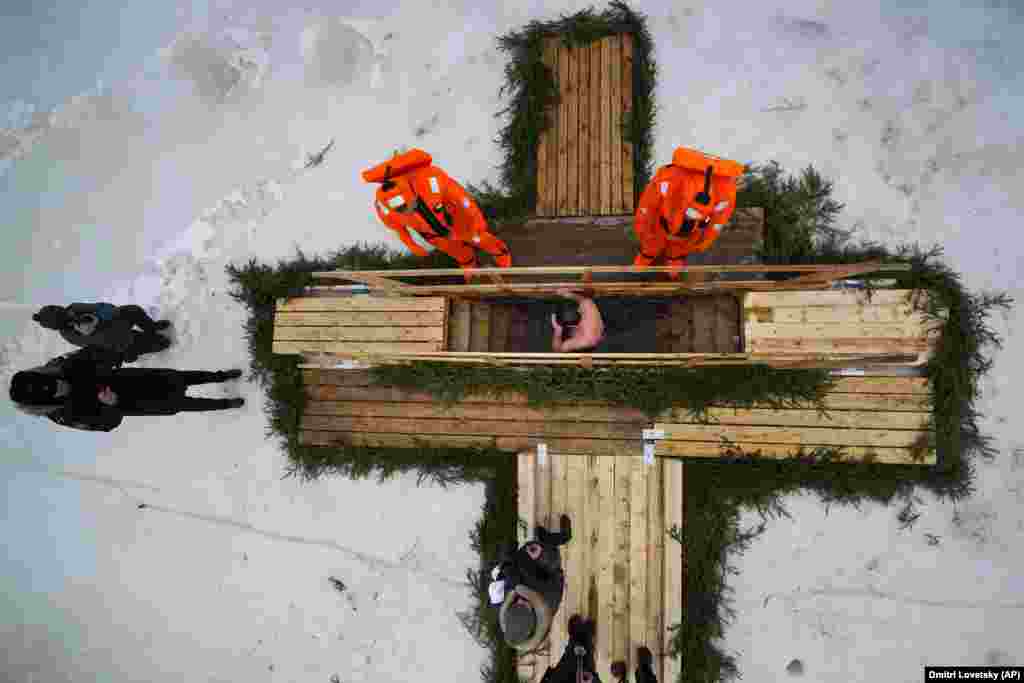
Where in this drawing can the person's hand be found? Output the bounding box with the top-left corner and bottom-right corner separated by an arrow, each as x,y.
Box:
97,386 -> 118,406
550,313 -> 563,334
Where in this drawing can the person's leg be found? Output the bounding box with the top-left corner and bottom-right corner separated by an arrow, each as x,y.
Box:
635,646 -> 658,683
633,232 -> 666,268
178,370 -> 235,387
125,333 -> 172,359
118,305 -> 161,332
177,396 -> 242,411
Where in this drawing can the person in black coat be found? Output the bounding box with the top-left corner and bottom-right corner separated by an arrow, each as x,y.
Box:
540,615 -> 601,683
9,348 -> 245,432
489,514 -> 573,652
33,302 -> 173,362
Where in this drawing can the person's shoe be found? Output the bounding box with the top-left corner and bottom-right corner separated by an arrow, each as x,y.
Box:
154,320 -> 172,331
568,615 -> 585,641
637,646 -> 654,671
560,513 -> 572,540
226,398 -> 245,409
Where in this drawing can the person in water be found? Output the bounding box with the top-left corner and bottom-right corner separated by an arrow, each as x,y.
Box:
549,290 -> 660,354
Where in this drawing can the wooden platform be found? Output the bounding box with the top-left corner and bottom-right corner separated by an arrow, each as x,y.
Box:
536,33 -> 635,217
743,289 -> 937,363
272,295 -> 448,356
299,370 -> 935,464
514,452 -> 684,683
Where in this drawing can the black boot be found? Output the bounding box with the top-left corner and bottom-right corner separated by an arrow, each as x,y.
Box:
226,397 -> 245,408
154,320 -> 172,331
217,369 -> 243,381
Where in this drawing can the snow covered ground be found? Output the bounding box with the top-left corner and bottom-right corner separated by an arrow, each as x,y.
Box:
1,0 -> 1022,681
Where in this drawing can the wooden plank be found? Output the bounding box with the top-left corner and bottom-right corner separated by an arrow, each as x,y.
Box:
273,340 -> 441,355
275,311 -> 446,326
567,455 -> 587,621
744,303 -> 923,325
449,301 -> 471,352
494,437 -> 643,457
596,457 -> 617,670
646,460 -> 665,657
829,376 -> 929,394
628,455 -> 648,670
536,41 -> 552,217
576,39 -> 590,215
712,294 -> 738,353
488,304 -> 511,352
599,36 -> 613,215
662,461 -> 683,683
300,430 -> 497,449
621,32 -> 635,212
612,451 -> 632,668
747,321 -> 931,340
274,326 -> 444,343
588,39 -> 603,215
581,455 -> 600,667
537,444 -> 553,529
748,336 -> 933,354
519,452 -> 537,546
813,393 -> 931,412
546,41 -> 561,218
469,302 -> 491,352
663,406 -> 932,431
608,33 -> 623,215
304,400 -> 648,423
549,453 -> 570,664
277,296 -> 446,312
565,44 -> 579,216
302,415 -> 647,441
557,42 -> 570,216
691,297 -> 717,353
301,369 -> 371,387
316,263 -> 913,279
744,289 -> 916,308
655,423 -> 932,448
655,440 -> 936,464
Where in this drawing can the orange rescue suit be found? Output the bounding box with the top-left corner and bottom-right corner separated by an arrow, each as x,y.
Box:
363,149 -> 512,275
633,147 -> 744,275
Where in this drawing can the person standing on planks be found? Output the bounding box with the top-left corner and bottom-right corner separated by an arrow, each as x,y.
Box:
363,148 -> 512,282
632,147 -> 744,280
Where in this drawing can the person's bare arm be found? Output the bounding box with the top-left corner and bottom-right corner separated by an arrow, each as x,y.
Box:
559,297 -> 603,351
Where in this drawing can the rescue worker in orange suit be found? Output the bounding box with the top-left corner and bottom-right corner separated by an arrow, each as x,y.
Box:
633,147 -> 744,280
363,149 -> 512,281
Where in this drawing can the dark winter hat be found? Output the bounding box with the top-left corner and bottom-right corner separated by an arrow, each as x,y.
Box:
503,602 -> 537,645
32,306 -> 70,330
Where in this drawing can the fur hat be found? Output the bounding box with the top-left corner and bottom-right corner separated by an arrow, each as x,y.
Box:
499,585 -> 552,652
32,305 -> 70,330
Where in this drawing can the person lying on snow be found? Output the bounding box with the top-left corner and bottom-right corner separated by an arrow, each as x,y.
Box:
633,147 -> 744,280
363,148 -> 512,282
9,347 -> 245,432
489,514 -> 572,652
33,302 -> 173,363
549,290 -> 660,354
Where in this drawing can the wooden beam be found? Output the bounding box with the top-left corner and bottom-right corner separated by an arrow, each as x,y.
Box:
275,311 -> 445,326
550,453 -> 570,662
655,440 -> 936,464
621,32 -> 635,212
655,423 -> 932,448
566,44 -> 579,217
302,415 -> 646,441
612,450 -> 631,667
609,33 -> 624,216
312,263 -> 913,278
597,457 -> 617,669
536,41 -> 552,217
646,460 -> 665,657
276,295 -> 446,312
600,36 -> 613,215
588,38 -> 603,215
628,454 -> 648,669
557,42 -> 570,216
546,40 -> 560,218
274,326 -> 444,342
519,451 -> 537,546
662,461 -> 683,683
272,340 -> 442,355
661,406 -> 931,430
784,260 -> 892,285
577,41 -> 590,217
